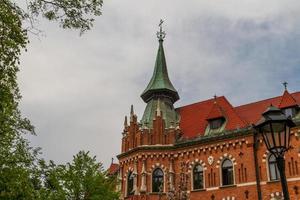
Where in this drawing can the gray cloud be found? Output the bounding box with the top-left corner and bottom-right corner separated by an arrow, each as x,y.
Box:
19,0 -> 300,167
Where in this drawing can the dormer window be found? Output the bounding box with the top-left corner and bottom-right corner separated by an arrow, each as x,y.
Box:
282,107 -> 296,117
209,117 -> 225,129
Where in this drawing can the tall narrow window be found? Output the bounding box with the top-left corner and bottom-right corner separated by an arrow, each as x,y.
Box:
152,168 -> 164,192
222,159 -> 234,186
127,171 -> 134,196
193,164 -> 204,190
268,154 -> 279,181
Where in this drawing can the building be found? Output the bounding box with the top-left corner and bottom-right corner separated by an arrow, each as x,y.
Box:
116,25 -> 300,200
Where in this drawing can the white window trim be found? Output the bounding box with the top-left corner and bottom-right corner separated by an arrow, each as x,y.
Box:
191,163 -> 206,191
219,159 -> 236,186
151,167 -> 165,193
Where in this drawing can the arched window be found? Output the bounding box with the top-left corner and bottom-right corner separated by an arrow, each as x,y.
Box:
152,168 -> 164,192
269,154 -> 279,181
193,164 -> 204,190
222,159 -> 234,186
127,171 -> 134,196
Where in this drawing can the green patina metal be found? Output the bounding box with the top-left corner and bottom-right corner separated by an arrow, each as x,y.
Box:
204,119 -> 227,136
140,24 -> 179,128
141,97 -> 179,128
140,40 -> 179,103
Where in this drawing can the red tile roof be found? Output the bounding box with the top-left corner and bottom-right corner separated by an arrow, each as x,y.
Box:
206,100 -> 225,120
107,163 -> 119,175
177,91 -> 300,139
278,90 -> 298,109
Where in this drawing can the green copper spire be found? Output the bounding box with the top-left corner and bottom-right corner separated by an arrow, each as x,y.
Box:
141,20 -> 179,103
140,20 -> 180,128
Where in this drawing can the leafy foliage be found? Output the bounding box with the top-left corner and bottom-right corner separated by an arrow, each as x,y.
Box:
0,1 -> 37,199
29,0 -> 103,34
38,151 -> 119,200
0,0 -> 109,199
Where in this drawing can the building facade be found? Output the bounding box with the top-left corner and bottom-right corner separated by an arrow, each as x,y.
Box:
117,27 -> 300,200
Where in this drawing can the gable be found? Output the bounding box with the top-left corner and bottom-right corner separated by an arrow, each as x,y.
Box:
177,91 -> 300,139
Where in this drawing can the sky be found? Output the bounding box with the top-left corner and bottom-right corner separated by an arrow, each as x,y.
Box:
19,0 -> 300,168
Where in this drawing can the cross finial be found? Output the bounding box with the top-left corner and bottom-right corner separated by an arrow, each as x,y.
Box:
282,81 -> 288,90
157,19 -> 166,41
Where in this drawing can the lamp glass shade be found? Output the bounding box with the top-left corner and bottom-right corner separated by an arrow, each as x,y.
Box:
260,121 -> 291,155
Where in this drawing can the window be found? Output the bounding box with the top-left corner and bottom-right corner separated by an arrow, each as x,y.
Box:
209,118 -> 225,129
268,154 -> 279,181
222,159 -> 234,186
127,171 -> 134,196
152,168 -> 164,192
193,164 -> 204,190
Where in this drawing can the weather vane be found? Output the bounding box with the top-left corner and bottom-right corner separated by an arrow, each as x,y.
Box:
283,81 -> 288,90
157,19 -> 166,41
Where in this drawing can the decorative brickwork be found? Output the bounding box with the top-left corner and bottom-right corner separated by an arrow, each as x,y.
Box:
117,27 -> 300,200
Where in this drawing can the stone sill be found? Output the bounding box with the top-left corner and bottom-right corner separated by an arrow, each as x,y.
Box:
267,180 -> 280,184
219,184 -> 237,189
149,192 -> 166,195
191,188 -> 206,192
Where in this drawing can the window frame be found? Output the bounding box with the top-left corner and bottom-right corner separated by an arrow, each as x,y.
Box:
127,171 -> 135,196
209,117 -> 225,129
192,164 -> 204,190
268,154 -> 280,181
152,168 -> 164,193
221,159 -> 234,186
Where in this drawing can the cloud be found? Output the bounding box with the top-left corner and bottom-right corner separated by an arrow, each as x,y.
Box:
19,0 -> 300,167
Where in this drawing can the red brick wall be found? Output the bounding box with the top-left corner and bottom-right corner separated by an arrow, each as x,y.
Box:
119,120 -> 300,200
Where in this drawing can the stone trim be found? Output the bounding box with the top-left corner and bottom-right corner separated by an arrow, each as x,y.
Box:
188,159 -> 207,191
221,197 -> 236,200
216,153 -> 237,168
270,191 -> 283,200
149,163 -> 168,193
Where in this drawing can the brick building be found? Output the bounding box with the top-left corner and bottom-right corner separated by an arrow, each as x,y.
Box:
116,26 -> 300,200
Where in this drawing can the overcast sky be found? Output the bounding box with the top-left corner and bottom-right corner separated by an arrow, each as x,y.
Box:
19,0 -> 300,168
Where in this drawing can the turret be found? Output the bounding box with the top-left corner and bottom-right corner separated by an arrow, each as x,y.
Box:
140,20 -> 180,129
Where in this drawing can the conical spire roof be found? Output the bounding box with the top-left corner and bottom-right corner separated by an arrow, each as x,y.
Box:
141,37 -> 179,103
140,21 -> 180,128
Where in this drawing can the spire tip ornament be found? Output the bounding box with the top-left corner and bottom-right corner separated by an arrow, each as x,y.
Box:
157,19 -> 166,41
283,81 -> 288,90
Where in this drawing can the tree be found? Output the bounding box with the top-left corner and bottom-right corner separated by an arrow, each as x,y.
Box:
0,0 -> 103,199
39,151 -> 119,200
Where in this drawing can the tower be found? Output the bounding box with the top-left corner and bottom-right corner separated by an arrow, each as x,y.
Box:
121,20 -> 180,153
140,20 -> 180,129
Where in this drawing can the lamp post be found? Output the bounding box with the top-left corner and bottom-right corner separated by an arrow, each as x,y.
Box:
254,105 -> 295,200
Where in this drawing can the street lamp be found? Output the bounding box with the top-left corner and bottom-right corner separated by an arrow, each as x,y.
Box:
254,105 -> 295,200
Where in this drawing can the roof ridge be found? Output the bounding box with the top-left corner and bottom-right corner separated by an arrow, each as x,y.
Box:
236,91 -> 300,109
176,96 -> 226,110
221,97 -> 249,126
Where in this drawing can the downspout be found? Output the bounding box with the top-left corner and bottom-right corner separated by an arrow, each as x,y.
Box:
253,130 -> 262,200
